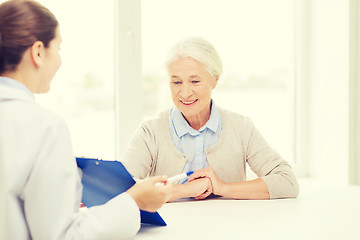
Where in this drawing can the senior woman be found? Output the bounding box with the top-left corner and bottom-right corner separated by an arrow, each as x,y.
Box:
121,36 -> 299,201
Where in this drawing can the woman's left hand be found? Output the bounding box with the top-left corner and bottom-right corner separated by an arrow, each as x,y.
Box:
188,167 -> 224,196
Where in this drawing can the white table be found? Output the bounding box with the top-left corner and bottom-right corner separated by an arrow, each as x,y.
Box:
135,179 -> 360,240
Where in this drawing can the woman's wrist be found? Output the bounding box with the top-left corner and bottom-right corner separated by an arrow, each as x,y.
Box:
215,181 -> 226,196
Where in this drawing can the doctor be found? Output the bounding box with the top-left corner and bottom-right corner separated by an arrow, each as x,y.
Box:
0,0 -> 171,239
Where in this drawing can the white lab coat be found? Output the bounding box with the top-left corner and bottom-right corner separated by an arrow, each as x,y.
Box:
0,84 -> 140,240
0,109 -> 5,240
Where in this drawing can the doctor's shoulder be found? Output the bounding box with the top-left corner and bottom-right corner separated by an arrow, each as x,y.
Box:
24,101 -> 70,137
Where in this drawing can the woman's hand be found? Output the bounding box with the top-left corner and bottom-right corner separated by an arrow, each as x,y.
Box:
184,177 -> 212,200
126,176 -> 172,212
188,167 -> 224,196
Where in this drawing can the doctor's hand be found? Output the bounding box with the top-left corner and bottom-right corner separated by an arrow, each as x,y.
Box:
188,167 -> 224,196
127,176 -> 172,212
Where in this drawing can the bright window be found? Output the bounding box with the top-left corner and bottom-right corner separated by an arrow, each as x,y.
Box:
36,0 -> 115,159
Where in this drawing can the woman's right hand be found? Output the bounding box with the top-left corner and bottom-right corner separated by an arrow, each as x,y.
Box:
188,167 -> 224,195
184,177 -> 212,200
126,176 -> 172,212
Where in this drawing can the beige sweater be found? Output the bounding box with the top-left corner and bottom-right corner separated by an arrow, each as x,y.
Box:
121,108 -> 299,199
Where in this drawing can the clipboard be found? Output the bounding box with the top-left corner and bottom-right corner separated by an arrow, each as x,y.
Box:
76,157 -> 167,226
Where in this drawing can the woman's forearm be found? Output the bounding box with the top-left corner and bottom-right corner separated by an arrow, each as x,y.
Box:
218,178 -> 270,200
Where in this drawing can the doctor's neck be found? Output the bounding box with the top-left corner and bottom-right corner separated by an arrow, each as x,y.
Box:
1,61 -> 40,94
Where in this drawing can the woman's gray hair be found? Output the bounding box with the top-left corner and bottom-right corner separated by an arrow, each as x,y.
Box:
165,36 -> 223,80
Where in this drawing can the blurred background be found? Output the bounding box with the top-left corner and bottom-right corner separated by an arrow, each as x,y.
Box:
9,0 -> 358,185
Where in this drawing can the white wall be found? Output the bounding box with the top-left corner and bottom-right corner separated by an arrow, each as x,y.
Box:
307,0 -> 349,184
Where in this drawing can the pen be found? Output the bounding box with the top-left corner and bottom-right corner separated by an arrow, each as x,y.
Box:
156,171 -> 194,186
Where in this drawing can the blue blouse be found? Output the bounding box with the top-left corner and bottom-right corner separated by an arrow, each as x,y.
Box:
169,100 -> 222,183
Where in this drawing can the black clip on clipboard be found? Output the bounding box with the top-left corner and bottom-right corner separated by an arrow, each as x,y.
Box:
76,157 -> 167,226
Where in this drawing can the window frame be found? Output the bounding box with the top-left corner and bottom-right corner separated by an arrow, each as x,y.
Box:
114,0 -> 143,159
349,0 -> 360,185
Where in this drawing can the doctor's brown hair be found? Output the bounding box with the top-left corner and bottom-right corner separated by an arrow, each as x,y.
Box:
0,0 -> 58,74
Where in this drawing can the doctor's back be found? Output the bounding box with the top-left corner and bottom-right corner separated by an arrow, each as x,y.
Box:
0,0 -> 86,238
0,78 -> 82,239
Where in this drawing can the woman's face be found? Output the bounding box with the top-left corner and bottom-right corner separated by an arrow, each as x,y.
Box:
168,57 -> 218,120
38,26 -> 62,93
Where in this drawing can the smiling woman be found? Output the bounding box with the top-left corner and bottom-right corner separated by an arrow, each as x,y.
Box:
141,0 -> 296,171
166,38 -> 222,130
168,56 -> 218,130
121,36 -> 299,202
